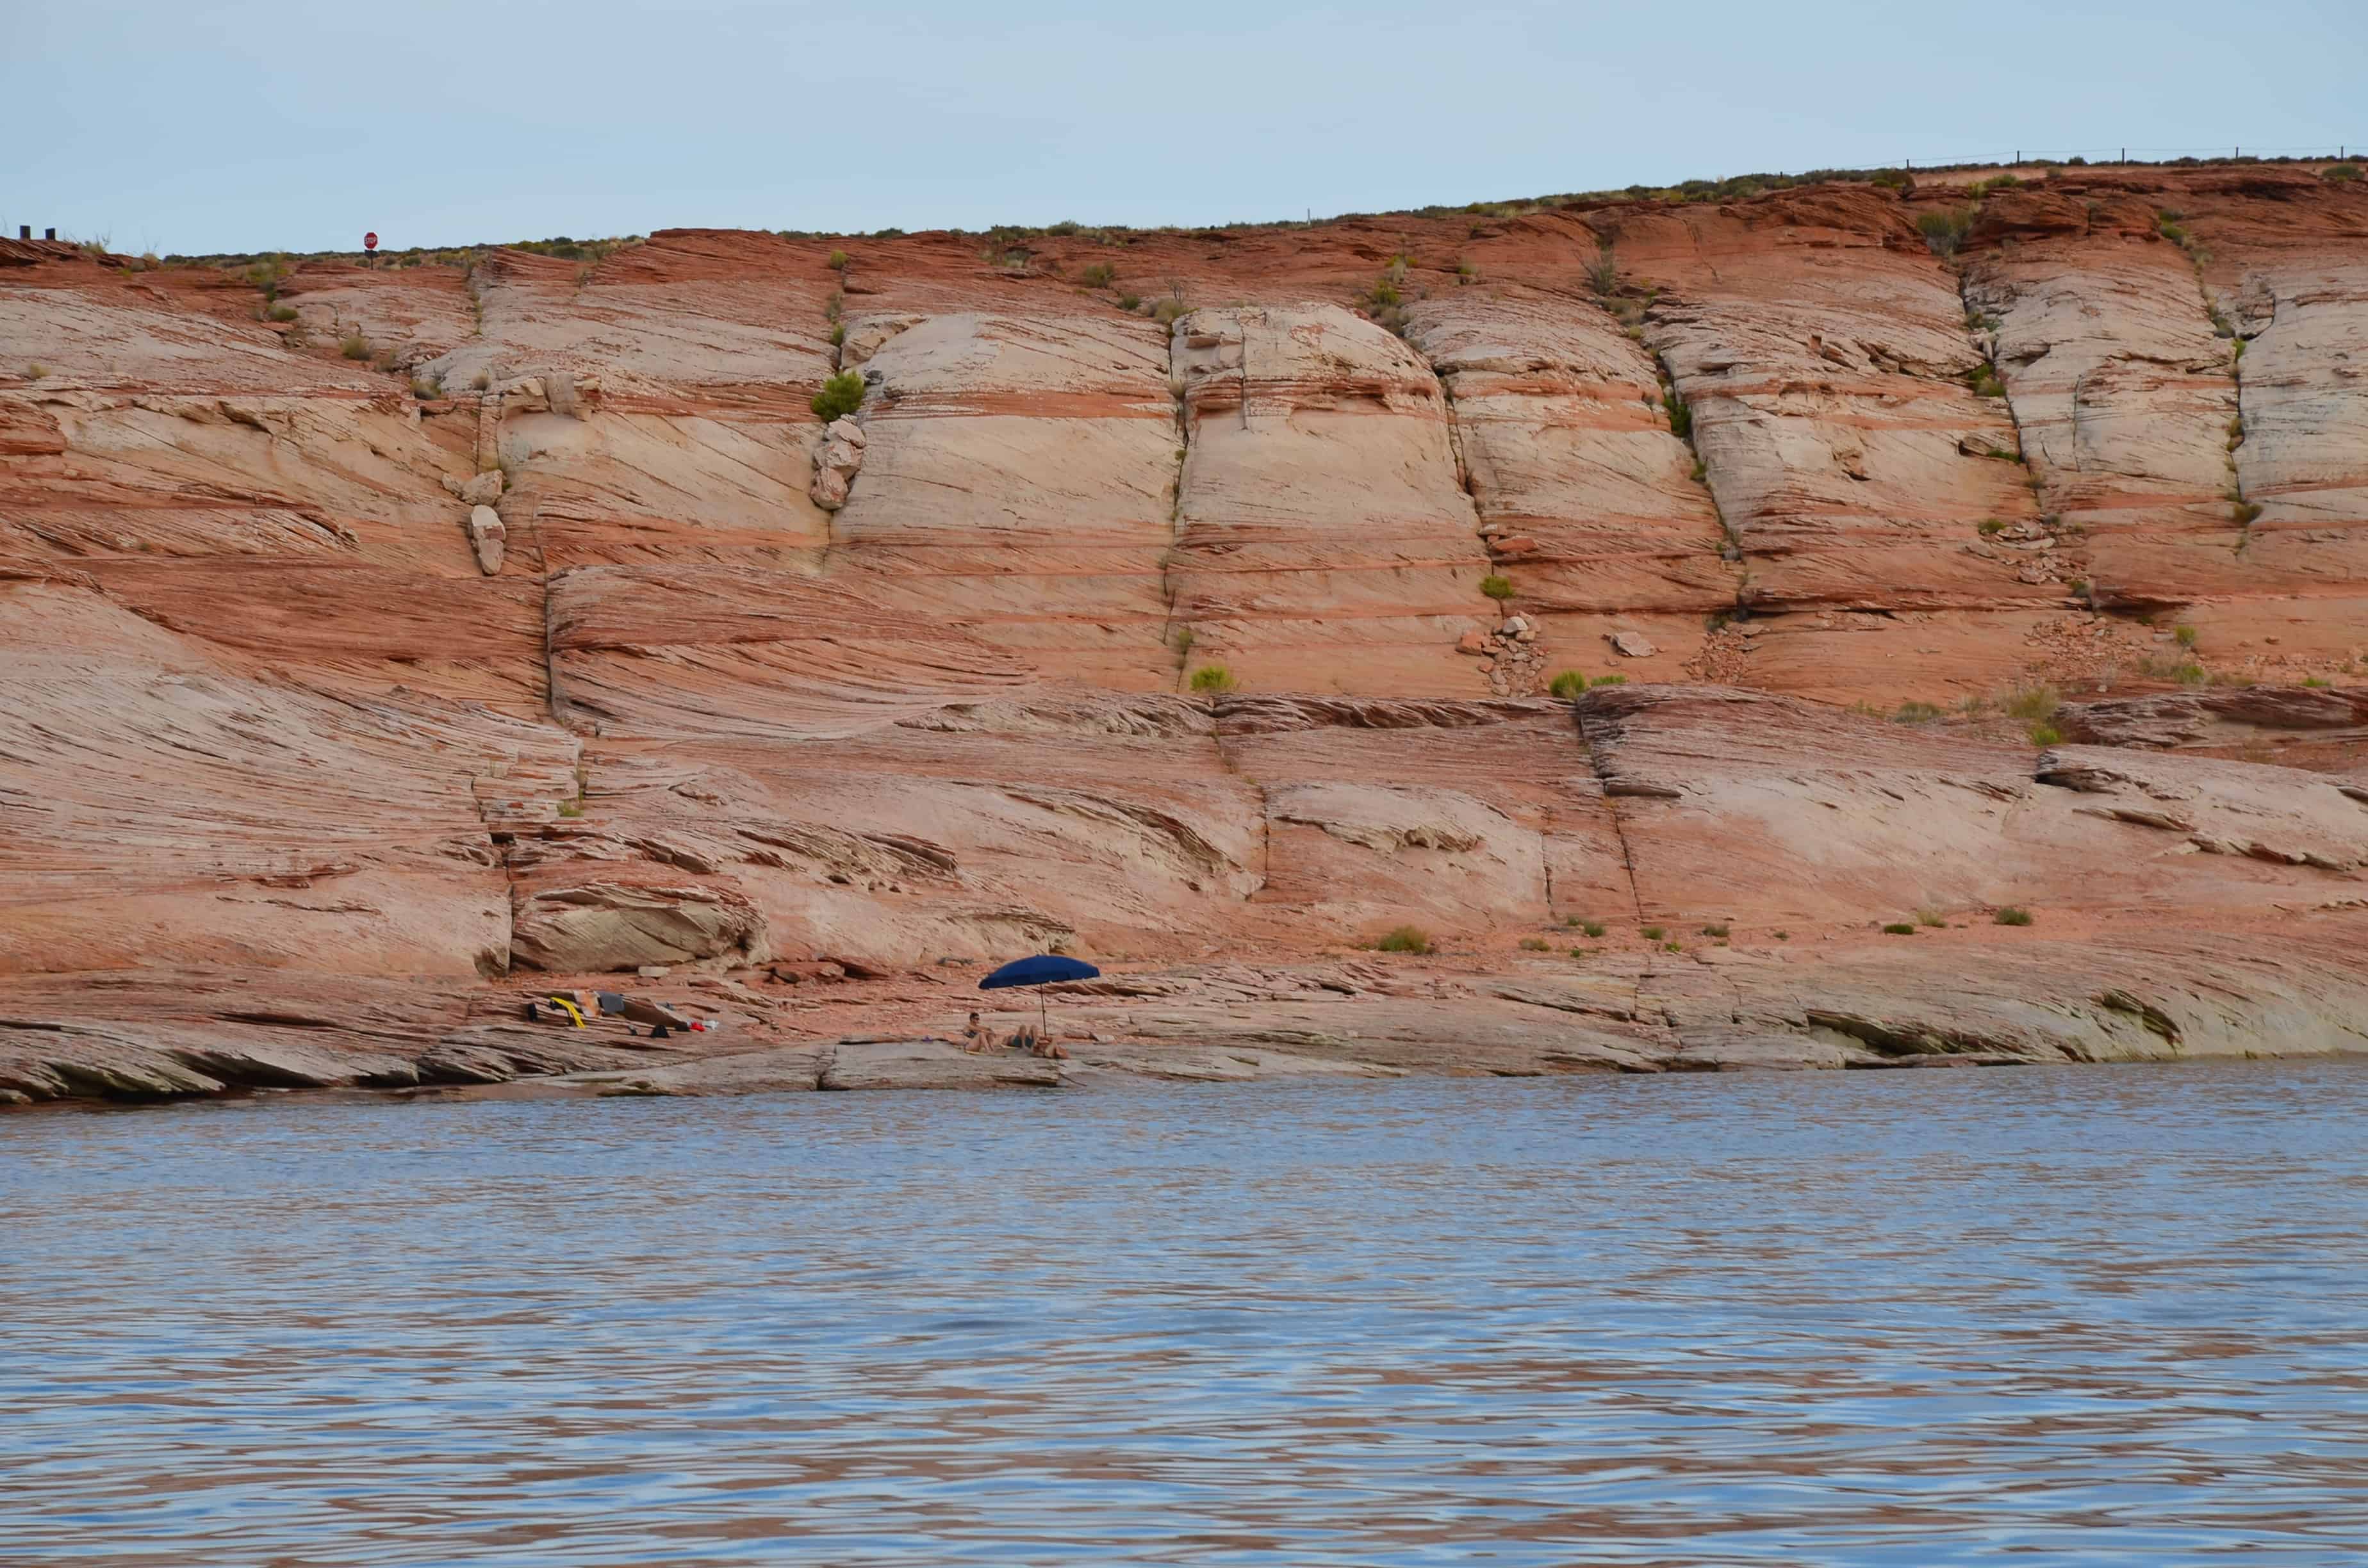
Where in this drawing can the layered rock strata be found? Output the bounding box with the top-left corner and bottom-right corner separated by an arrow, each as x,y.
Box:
3,169 -> 2364,1103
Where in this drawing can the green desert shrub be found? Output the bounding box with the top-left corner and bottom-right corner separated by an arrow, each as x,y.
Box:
1661,389 -> 1692,439
2326,163 -> 2364,183
2003,683 -> 2060,722
1479,575 -> 1515,600
1993,906 -> 2034,926
825,250 -> 850,271
267,303 -> 299,323
1518,937 -> 1551,951
1188,664 -> 1236,693
2027,721 -> 2064,746
1640,925 -> 1666,941
810,370 -> 865,421
1585,244 -> 1620,295
1590,674 -> 1627,687
1375,925 -> 1431,954
1700,922 -> 1730,938
1549,669 -> 1588,700
1882,922 -> 1918,936
1893,701 -> 1945,724
1917,208 -> 1974,256
1080,261 -> 1117,288
2175,623 -> 2199,648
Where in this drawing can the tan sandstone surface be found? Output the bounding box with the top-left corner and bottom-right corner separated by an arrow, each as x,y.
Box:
3,165 -> 2365,1105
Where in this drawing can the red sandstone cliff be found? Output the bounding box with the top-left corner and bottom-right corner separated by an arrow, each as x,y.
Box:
4,163 -> 2365,1100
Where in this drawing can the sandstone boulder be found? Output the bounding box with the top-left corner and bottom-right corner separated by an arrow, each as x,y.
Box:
466,505 -> 506,575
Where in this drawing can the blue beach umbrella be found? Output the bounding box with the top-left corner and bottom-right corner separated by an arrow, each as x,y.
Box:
978,954 -> 1101,1036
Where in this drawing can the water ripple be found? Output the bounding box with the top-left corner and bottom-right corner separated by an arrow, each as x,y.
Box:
4,1063 -> 2367,1564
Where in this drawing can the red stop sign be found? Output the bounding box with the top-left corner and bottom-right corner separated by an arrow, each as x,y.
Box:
363,232 -> 378,252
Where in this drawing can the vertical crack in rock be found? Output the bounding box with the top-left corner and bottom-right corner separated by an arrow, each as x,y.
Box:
1408,327 -> 1527,696
1568,696 -> 1649,927
1161,316 -> 1194,691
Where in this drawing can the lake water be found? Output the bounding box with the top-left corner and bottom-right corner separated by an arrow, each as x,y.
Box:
5,1064 -> 2367,1565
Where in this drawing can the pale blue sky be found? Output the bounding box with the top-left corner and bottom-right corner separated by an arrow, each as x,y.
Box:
7,0 -> 2364,256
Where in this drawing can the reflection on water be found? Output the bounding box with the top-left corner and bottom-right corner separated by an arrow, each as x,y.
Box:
5,1063 -> 2367,1565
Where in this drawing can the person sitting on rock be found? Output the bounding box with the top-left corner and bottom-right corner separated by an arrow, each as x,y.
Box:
961,1010 -> 991,1053
1005,1020 -> 1038,1053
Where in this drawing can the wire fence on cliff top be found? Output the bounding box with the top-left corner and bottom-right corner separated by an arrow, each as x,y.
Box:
1891,143 -> 2362,168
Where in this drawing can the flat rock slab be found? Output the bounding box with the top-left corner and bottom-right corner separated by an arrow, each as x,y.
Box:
821,1038 -> 1063,1091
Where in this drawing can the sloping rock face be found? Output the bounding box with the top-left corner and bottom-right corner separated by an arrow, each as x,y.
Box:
4,174 -> 2366,1102
1170,304 -> 1494,692
1404,295 -> 1732,687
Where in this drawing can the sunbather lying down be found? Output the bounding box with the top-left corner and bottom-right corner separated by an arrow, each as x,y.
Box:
961,1011 -> 1068,1059
1007,1021 -> 1069,1059
524,989 -> 709,1038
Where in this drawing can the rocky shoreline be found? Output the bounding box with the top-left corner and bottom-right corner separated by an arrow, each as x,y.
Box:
9,911 -> 2367,1107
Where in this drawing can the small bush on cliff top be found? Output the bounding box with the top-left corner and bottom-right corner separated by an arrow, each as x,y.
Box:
1585,244 -> 1620,296
2327,163 -> 2364,183
825,250 -> 850,271
1993,906 -> 2034,926
1080,261 -> 1117,288
1917,208 -> 1975,256
1374,925 -> 1432,954
810,370 -> 865,421
1479,575 -> 1515,601
1549,669 -> 1587,699
1188,664 -> 1236,693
